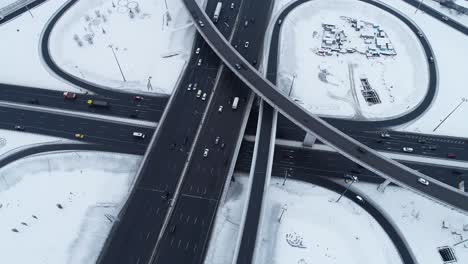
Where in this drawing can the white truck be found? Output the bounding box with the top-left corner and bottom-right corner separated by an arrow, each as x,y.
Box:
232,97 -> 239,110
213,2 -> 222,23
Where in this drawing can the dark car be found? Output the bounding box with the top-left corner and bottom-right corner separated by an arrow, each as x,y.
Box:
357,147 -> 366,154
28,99 -> 39,104
14,125 -> 25,131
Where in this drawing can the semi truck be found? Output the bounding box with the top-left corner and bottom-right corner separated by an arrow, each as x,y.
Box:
87,99 -> 109,107
213,2 -> 222,23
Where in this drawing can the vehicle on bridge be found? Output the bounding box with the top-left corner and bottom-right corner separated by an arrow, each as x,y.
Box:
232,97 -> 239,110
63,91 -> 77,100
213,2 -> 222,23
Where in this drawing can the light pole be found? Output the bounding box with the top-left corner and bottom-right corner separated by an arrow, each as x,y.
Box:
25,4 -> 34,18
108,45 -> 127,82
336,175 -> 358,203
278,204 -> 288,222
288,73 -> 297,97
415,0 -> 424,14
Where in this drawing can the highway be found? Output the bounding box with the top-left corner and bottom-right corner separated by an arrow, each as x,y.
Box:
149,0 -> 274,263
0,83 -> 167,122
97,1 -> 245,263
183,0 -> 468,212
236,140 -> 468,189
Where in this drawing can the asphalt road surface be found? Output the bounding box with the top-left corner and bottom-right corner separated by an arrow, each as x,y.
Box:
184,0 -> 468,212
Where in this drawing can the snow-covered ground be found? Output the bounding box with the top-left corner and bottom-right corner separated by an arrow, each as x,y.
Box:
0,129 -> 64,156
205,174 -> 401,264
278,0 -> 428,120
378,0 -> 468,137
0,0 -> 75,91
0,151 -> 141,264
354,182 -> 468,264
49,0 -> 195,95
425,0 -> 468,26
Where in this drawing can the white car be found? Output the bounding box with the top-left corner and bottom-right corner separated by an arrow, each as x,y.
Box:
202,93 -> 207,101
380,133 -> 390,138
203,148 -> 209,157
403,147 -> 414,153
197,59 -> 202,66
418,178 -> 429,186
198,20 -> 204,27
193,83 -> 198,90
218,105 -> 223,112
442,16 -> 449,21
215,136 -> 220,144
132,132 -> 146,139
244,41 -> 249,48
195,47 -> 200,54
187,83 -> 193,91
230,3 -> 235,9
196,90 -> 202,98
355,195 -> 364,203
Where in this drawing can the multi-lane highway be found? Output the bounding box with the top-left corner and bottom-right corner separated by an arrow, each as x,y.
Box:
97,1 -> 246,263
0,0 -> 47,25
183,0 -> 468,212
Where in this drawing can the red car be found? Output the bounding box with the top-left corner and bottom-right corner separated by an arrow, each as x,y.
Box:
133,95 -> 143,101
447,153 -> 456,159
63,92 -> 77,100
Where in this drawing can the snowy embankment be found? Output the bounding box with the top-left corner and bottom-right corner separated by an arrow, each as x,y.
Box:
205,174 -> 401,264
354,182 -> 468,264
380,0 -> 468,138
0,0 -> 74,91
0,129 -> 64,156
48,0 -> 195,95
0,151 -> 141,264
278,0 -> 428,121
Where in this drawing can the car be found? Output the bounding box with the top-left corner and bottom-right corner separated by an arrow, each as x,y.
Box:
196,90 -> 202,98
230,2 -> 235,9
132,132 -> 146,139
447,153 -> 457,159
198,20 -> 204,27
220,143 -> 225,149
376,139 -> 383,143
344,174 -> 358,183
429,145 -> 437,151
418,31 -> 423,37
133,95 -> 143,101
63,92 -> 77,100
187,83 -> 193,90
215,136 -> 220,144
380,133 -> 390,138
429,56 -> 434,63
244,41 -> 249,48
418,178 -> 429,186
278,19 -> 282,25
202,93 -> 207,101
418,139 -> 427,144
193,82 -> 198,90
235,63 -> 241,70
14,125 -> 25,131
203,148 -> 209,157
442,16 -> 449,21
251,59 -> 257,66
130,110 -> 140,118
355,195 -> 364,203
244,20 -> 249,27
218,105 -> 223,112
28,98 -> 39,104
403,147 -> 414,153
197,59 -> 202,66
74,133 -> 84,139
195,47 -> 200,54
357,147 -> 366,154
452,169 -> 462,175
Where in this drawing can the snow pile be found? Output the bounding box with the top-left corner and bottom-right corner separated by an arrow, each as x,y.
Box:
354,182 -> 468,264
205,174 -> 401,264
0,151 -> 141,264
49,0 -> 195,94
278,0 -> 428,120
0,0 -> 74,91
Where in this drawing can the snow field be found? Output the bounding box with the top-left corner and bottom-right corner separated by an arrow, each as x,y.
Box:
0,151 -> 141,264
205,174 -> 401,264
0,129 -> 63,156
354,182 -> 468,264
380,0 -> 468,137
49,0 -> 195,94
279,0 -> 428,120
0,0 -> 75,91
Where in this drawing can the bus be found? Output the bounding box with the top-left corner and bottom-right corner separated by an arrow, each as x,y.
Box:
213,2 -> 222,23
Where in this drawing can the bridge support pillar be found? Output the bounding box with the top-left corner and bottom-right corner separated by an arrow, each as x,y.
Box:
377,179 -> 391,192
302,133 -> 316,148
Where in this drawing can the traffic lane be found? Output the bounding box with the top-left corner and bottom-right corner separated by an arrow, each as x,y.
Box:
99,189 -> 169,264
151,195 -> 217,264
0,0 -> 48,25
0,106 -> 151,151
0,84 -> 167,122
236,101 -> 273,264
